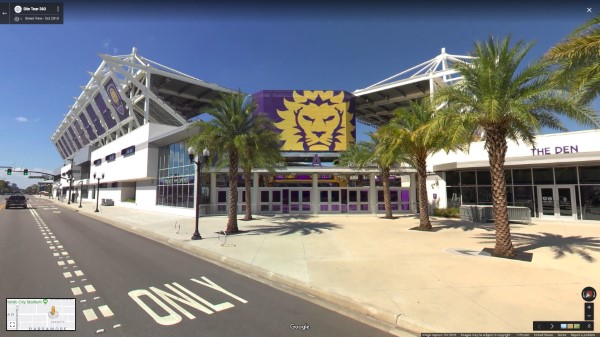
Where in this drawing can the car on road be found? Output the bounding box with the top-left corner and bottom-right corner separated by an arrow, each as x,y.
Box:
5,195 -> 28,209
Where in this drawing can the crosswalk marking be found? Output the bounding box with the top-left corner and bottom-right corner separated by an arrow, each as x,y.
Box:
84,285 -> 96,293
98,305 -> 114,317
53,253 -> 59,257
63,272 -> 72,278
74,270 -> 84,276
67,260 -> 75,265
61,252 -> 68,256
82,309 -> 97,321
57,261 -> 65,266
71,287 -> 82,296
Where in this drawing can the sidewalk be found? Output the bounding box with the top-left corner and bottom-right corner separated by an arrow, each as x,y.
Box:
41,197 -> 600,335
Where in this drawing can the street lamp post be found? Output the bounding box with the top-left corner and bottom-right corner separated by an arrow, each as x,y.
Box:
188,146 -> 210,240
93,173 -> 104,212
77,181 -> 84,208
66,159 -> 74,204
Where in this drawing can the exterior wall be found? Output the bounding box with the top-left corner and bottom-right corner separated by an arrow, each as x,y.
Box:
135,180 -> 156,208
90,123 -> 178,182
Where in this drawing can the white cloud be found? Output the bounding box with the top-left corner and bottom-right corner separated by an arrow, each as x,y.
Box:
15,116 -> 28,122
102,38 -> 111,49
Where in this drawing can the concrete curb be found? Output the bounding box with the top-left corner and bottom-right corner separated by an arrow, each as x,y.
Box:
59,201 -> 431,336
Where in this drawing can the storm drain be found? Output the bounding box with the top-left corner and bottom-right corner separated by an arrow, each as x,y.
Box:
443,248 -> 492,257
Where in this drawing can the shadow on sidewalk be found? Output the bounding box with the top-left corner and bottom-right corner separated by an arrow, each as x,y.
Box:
432,219 -> 530,232
475,232 -> 600,262
244,220 -> 341,236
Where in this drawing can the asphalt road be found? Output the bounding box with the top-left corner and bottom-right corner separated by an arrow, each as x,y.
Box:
0,197 -> 396,337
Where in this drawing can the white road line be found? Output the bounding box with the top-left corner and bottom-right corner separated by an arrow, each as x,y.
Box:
82,308 -> 97,321
51,236 -> 56,239
61,252 -> 68,256
57,261 -> 65,266
71,287 -> 82,296
93,296 -> 100,300
98,305 -> 114,317
53,253 -> 59,257
84,285 -> 96,293
67,260 -> 75,265
63,272 -> 72,278
57,245 -> 63,249
113,324 -> 121,329
70,281 -> 75,283
82,278 -> 87,282
74,270 -> 84,276
80,299 -> 86,303
46,241 -> 52,244
96,328 -> 104,334
49,246 -> 56,249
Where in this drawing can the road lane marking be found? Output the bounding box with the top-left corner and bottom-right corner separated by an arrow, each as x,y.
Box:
93,296 -> 100,300
57,245 -> 63,249
191,277 -> 248,303
49,246 -> 56,249
82,308 -> 97,321
63,272 -> 73,278
71,287 -> 82,296
46,241 -> 52,244
128,289 -> 182,326
113,324 -> 121,329
62,252 -> 68,256
74,270 -> 84,276
57,261 -> 65,266
98,305 -> 114,317
67,260 -> 75,264
84,285 -> 96,293
96,328 -> 104,334
53,253 -> 59,257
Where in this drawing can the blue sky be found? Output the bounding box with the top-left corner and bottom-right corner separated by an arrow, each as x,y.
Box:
0,1 -> 597,188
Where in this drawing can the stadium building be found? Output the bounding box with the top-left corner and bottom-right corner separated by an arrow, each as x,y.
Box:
51,48 -> 600,221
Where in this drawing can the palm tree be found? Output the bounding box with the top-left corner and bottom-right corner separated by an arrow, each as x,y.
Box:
188,91 -> 270,234
377,99 -> 462,230
337,133 -> 401,219
238,124 -> 284,221
432,36 -> 599,257
545,14 -> 600,104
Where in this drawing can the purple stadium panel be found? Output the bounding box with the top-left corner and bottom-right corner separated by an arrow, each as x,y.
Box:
86,104 -> 106,136
78,112 -> 97,141
94,92 -> 116,129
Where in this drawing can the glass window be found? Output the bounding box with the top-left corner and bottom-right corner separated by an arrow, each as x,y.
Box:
331,190 -> 340,202
477,186 -> 492,205
461,171 -> 476,185
506,185 -> 514,204
445,171 -> 460,186
580,185 -> 600,220
302,191 -> 310,203
512,169 -> 532,185
349,190 -> 357,202
218,191 -> 227,203
320,191 -> 328,202
554,167 -> 577,184
291,191 -> 299,203
272,191 -> 281,202
477,171 -> 491,185
579,166 -> 600,184
377,190 -> 384,203
513,186 -> 534,215
533,168 -> 554,185
461,187 -> 477,204
360,190 -> 369,203
504,170 -> 512,185
261,191 -> 269,202
447,187 -> 461,208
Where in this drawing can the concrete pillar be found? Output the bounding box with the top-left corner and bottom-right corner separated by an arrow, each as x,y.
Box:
312,173 -> 319,214
210,172 -> 217,214
369,173 -> 377,214
252,173 -> 260,214
410,173 -> 417,213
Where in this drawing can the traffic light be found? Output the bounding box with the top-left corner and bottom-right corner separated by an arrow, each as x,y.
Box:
23,169 -> 28,176
6,168 -> 11,175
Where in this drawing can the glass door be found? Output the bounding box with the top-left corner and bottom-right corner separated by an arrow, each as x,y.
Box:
537,185 -> 576,220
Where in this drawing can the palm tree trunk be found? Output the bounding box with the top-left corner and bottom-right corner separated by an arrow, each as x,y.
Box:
243,168 -> 252,221
382,167 -> 393,219
226,150 -> 239,233
486,131 -> 515,257
416,154 -> 432,230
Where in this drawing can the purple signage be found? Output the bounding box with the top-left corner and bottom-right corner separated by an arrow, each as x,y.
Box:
94,92 -> 117,129
86,105 -> 106,136
67,126 -> 82,150
72,119 -> 89,145
530,145 -> 579,156
79,112 -> 97,141
104,79 -> 128,122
